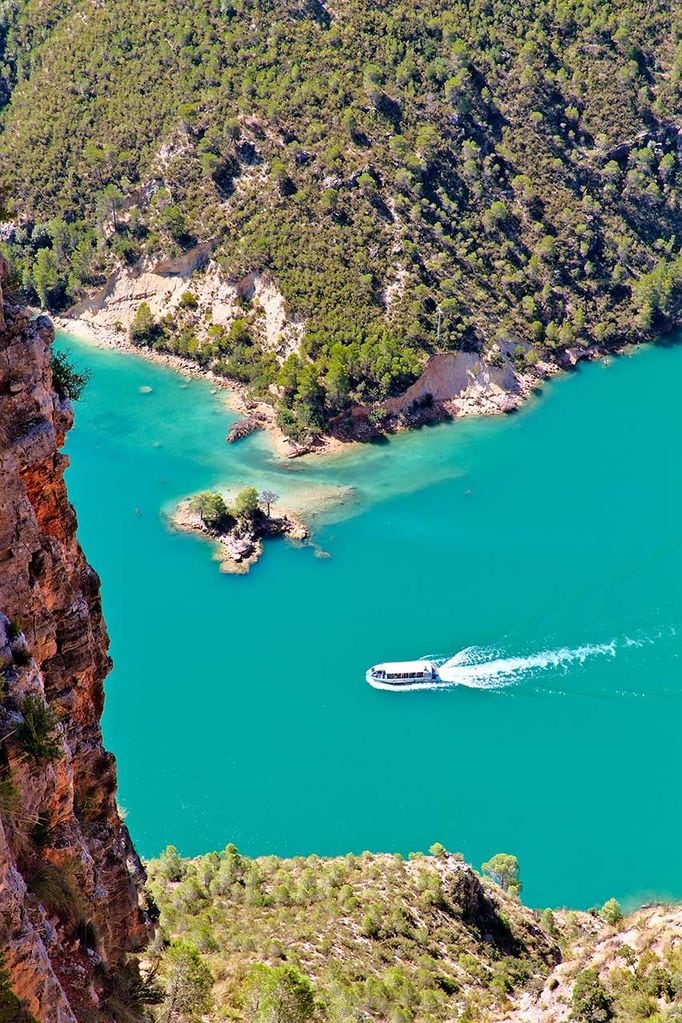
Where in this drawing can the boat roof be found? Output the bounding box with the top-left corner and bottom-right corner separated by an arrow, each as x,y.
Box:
376,660 -> 433,672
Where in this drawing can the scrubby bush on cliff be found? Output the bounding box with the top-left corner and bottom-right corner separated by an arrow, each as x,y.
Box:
11,646 -> 30,667
242,964 -> 314,1023
157,844 -> 185,883
17,694 -> 62,764
24,859 -> 84,926
600,898 -> 624,927
102,958 -> 163,1019
0,769 -> 16,816
159,941 -> 213,1023
50,350 -> 91,401
481,853 -> 522,898
571,968 -> 613,1023
6,618 -> 21,641
539,908 -> 557,935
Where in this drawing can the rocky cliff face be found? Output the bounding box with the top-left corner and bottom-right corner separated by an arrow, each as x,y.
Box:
0,258 -> 150,1021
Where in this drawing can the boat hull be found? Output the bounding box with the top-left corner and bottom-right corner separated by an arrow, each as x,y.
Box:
365,670 -> 446,692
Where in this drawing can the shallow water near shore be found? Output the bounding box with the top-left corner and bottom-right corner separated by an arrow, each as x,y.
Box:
57,331 -> 682,908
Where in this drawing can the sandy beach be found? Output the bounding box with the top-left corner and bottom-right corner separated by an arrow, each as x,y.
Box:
54,313 -> 351,460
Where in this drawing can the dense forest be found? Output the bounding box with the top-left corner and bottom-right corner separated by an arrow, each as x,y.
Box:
1,0 -> 681,436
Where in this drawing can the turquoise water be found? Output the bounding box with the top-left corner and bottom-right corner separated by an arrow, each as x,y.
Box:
57,332 -> 682,909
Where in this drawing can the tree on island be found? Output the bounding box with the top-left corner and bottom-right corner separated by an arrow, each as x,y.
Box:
233,486 -> 259,521
481,853 -> 522,897
259,489 -> 279,518
188,491 -> 228,529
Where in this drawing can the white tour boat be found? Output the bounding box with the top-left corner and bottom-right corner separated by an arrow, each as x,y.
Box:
366,659 -> 440,691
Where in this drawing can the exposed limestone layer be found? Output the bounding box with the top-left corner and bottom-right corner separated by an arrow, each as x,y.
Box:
382,347 -> 546,418
0,259 -> 150,1020
494,904 -> 682,1023
65,256 -> 303,361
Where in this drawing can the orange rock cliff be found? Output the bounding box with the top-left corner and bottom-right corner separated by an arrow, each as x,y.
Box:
0,256 -> 151,1020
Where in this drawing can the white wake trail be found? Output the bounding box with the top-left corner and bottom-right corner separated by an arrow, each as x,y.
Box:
437,640 -> 618,689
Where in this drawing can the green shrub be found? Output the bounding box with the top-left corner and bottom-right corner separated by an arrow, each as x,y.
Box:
643,965 -> 674,999
18,695 -> 62,765
51,351 -> 91,401
160,942 -> 213,1021
0,772 -> 17,815
599,898 -> 624,927
571,968 -> 613,1023
242,963 -> 314,1023
6,618 -> 21,641
361,907 -> 382,938
481,853 -> 522,897
157,844 -> 184,882
233,486 -> 259,521
188,491 -> 229,529
25,859 -> 83,925
540,908 -> 557,935
129,302 -> 157,346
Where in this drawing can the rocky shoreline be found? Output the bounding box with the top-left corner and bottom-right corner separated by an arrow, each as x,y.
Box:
53,314 -> 349,459
55,311 -> 612,465
170,497 -> 308,574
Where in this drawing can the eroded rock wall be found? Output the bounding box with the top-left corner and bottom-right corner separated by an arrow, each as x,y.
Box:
0,258 -> 150,1020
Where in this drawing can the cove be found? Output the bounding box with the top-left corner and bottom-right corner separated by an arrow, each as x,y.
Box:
56,331 -> 682,910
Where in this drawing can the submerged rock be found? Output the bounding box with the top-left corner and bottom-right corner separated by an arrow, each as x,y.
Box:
226,416 -> 260,443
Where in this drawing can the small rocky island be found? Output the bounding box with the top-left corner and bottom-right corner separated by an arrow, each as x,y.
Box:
172,486 -> 308,574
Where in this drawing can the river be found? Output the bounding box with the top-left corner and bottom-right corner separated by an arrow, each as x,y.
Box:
57,331 -> 682,908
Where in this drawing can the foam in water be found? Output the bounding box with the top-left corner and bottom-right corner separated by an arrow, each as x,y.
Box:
437,640 -> 619,689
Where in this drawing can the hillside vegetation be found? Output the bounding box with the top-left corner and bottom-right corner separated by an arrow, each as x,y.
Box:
1,0 -> 682,439
144,845 -> 682,1023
